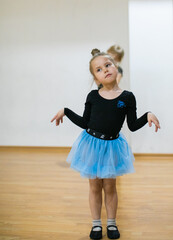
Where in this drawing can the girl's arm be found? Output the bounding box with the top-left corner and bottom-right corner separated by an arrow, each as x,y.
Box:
126,92 -> 160,132
64,99 -> 91,129
51,94 -> 91,129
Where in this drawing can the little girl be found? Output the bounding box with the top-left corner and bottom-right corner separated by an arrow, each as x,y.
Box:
51,49 -> 160,240
107,44 -> 124,85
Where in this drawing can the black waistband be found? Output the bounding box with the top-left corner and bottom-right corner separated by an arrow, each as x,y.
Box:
86,128 -> 119,140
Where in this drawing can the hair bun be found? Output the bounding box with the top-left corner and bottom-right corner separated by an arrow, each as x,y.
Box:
91,48 -> 100,56
114,45 -> 123,53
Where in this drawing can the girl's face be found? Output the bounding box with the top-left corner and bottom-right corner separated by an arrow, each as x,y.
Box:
91,56 -> 118,87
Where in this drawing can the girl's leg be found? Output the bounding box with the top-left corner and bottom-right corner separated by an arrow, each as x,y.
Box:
103,178 -> 118,219
89,178 -> 103,219
103,178 -> 120,238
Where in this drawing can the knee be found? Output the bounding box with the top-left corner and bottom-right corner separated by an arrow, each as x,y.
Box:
89,181 -> 102,195
90,187 -> 102,195
103,183 -> 116,195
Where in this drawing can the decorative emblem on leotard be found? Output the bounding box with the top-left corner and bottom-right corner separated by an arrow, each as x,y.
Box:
117,100 -> 126,108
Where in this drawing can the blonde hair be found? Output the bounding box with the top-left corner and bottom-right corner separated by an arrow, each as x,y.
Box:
89,48 -> 118,89
107,44 -> 124,62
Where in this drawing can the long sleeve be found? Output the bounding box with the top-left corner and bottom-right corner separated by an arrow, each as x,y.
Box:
126,92 -> 149,131
64,93 -> 91,129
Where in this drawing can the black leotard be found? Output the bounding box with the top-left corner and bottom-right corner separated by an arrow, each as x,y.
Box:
64,90 -> 149,136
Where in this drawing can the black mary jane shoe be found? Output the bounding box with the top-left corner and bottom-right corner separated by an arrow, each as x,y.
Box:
107,225 -> 120,239
89,226 -> 102,240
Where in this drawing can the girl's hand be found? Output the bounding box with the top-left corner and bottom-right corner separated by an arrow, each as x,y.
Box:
51,108 -> 65,126
147,112 -> 161,132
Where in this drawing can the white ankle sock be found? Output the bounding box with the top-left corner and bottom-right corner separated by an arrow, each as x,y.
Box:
92,219 -> 102,231
107,218 -> 117,230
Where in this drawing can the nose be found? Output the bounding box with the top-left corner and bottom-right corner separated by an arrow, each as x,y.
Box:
104,67 -> 108,73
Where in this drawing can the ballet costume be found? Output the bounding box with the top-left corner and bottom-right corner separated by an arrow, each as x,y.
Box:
64,90 -> 149,179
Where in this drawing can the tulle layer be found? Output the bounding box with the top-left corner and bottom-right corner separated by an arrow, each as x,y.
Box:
66,130 -> 135,179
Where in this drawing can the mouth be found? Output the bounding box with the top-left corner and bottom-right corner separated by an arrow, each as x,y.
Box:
105,73 -> 112,78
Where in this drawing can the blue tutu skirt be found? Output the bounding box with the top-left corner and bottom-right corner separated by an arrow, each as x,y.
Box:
66,130 -> 135,179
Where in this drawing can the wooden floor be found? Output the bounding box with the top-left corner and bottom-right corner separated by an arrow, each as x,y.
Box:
0,147 -> 173,240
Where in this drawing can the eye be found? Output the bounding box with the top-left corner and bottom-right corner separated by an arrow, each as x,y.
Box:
106,63 -> 111,67
97,68 -> 101,72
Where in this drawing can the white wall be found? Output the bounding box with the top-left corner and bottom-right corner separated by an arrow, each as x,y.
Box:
2,0 -> 171,153
129,0 -> 173,153
0,0 -> 130,146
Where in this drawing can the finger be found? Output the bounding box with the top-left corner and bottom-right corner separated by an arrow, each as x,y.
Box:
156,120 -> 161,129
154,118 -> 160,128
153,119 -> 160,128
153,120 -> 160,132
155,125 -> 158,132
51,116 -> 56,122
148,120 -> 152,127
156,122 -> 161,129
61,117 -> 63,124
155,117 -> 160,123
